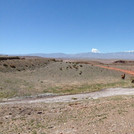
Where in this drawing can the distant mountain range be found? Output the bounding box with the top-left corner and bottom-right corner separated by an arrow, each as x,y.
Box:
23,52 -> 134,60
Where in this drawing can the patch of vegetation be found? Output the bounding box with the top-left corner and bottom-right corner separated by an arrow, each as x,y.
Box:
0,90 -> 16,99
43,80 -> 131,95
3,64 -> 8,67
32,130 -> 37,134
59,67 -> 62,70
108,96 -> 125,101
72,97 -> 78,100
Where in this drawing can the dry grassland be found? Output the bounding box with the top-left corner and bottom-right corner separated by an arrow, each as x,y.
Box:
1,96 -> 134,134
0,59 -> 133,100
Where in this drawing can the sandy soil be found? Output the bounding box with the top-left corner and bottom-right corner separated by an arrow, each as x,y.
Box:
1,93 -> 134,134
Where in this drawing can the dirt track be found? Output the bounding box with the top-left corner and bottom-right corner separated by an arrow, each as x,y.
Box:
1,88 -> 134,105
96,65 -> 134,75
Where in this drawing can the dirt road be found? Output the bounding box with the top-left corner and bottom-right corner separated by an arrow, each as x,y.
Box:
1,88 -> 134,105
96,65 -> 134,75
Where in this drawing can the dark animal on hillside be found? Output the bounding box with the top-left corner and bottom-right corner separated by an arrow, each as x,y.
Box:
131,80 -> 134,83
121,74 -> 125,79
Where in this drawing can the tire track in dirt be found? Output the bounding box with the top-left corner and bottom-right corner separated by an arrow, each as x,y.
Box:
95,65 -> 134,75
1,88 -> 134,105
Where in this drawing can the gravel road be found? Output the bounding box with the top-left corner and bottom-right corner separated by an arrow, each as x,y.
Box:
1,88 -> 134,105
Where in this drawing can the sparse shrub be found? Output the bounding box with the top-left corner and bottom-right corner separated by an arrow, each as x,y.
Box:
3,64 -> 8,67
75,66 -> 78,70
68,65 -> 72,69
10,65 -> 16,68
72,97 -> 78,100
73,64 -> 79,70
60,67 -> 62,71
51,58 -> 56,62
79,71 -> 82,75
80,65 -> 83,67
32,130 -> 37,134
73,65 -> 76,68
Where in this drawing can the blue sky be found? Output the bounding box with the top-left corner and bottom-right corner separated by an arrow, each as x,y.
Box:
0,0 -> 134,54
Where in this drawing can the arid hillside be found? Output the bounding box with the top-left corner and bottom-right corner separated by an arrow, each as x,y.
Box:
0,57 -> 57,72
0,57 -> 134,100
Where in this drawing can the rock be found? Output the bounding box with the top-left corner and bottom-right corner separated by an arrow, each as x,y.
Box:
10,65 -> 16,68
48,126 -> 53,129
37,111 -> 42,114
28,112 -> 31,115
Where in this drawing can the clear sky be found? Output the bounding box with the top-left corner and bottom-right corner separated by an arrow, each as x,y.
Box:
0,0 -> 134,54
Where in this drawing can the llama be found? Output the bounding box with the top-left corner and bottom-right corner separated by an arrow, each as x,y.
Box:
121,74 -> 125,79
